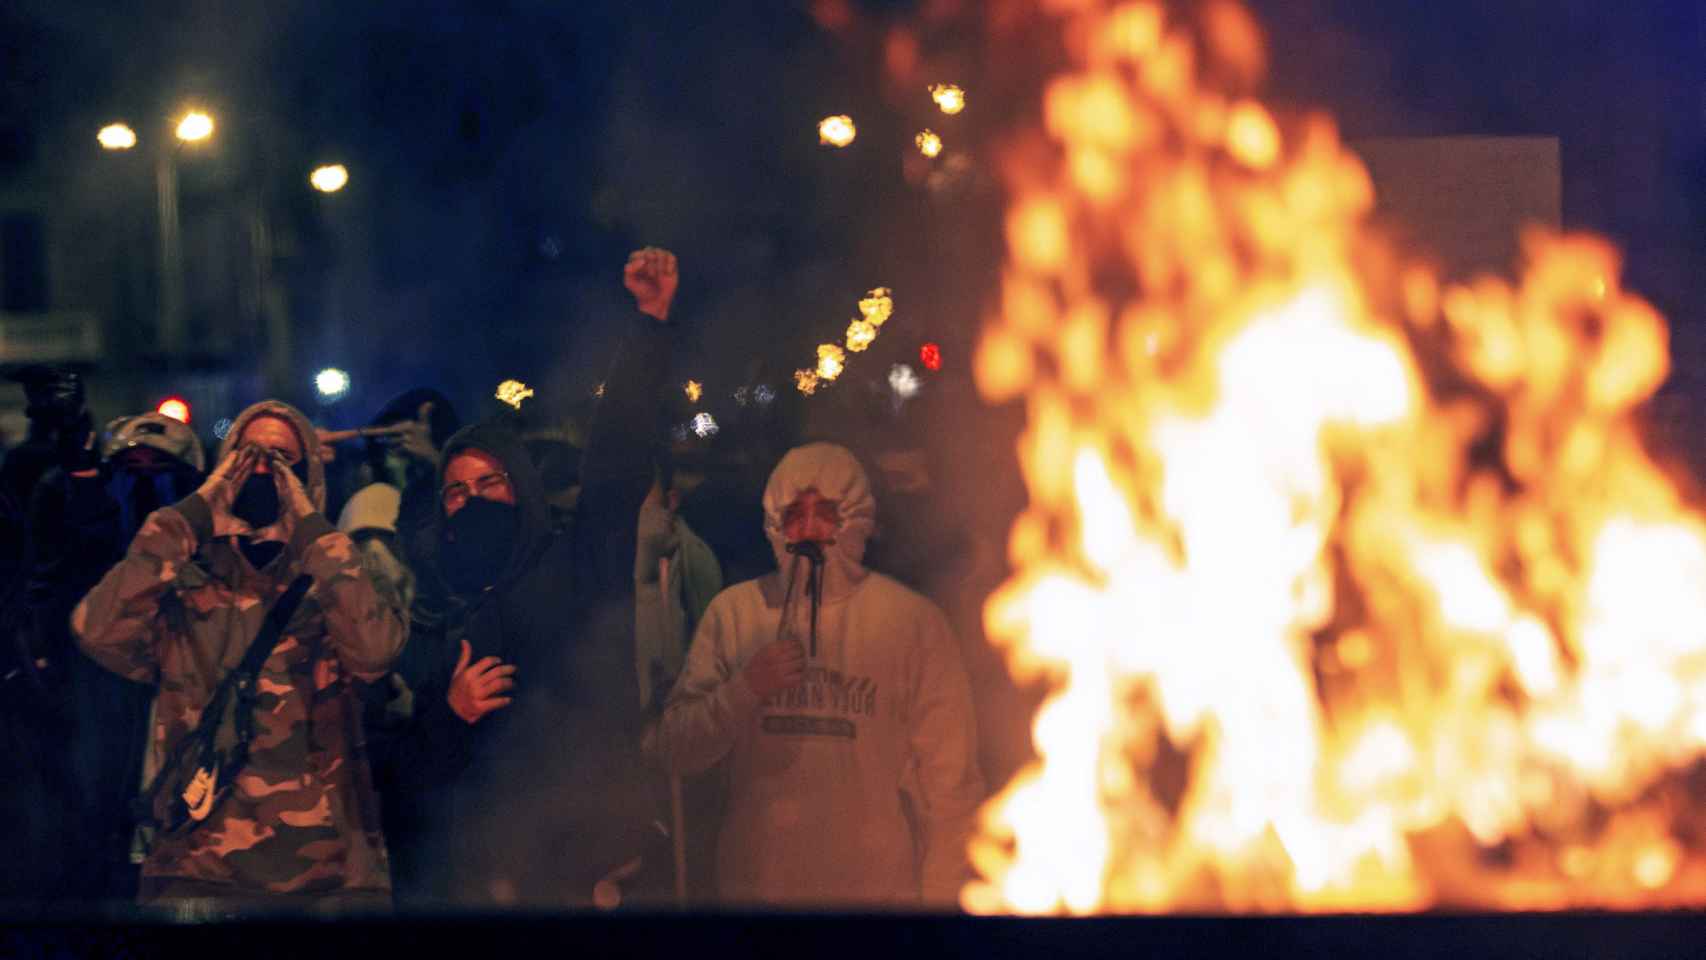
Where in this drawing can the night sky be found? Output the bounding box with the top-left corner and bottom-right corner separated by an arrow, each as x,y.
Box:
5,0 -> 1701,428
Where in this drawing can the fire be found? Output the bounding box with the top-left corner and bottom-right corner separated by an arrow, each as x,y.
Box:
685,379 -> 704,403
819,114 -> 857,147
967,0 -> 1706,914
795,368 -> 821,395
917,129 -> 945,158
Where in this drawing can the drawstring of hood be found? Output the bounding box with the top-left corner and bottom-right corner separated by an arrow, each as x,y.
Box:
780,541 -> 827,657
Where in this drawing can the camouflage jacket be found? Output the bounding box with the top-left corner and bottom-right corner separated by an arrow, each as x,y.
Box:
73,406 -> 406,897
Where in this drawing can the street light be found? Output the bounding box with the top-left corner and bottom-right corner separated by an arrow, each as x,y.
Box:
175,111 -> 214,143
156,397 -> 191,424
98,109 -> 215,360
98,123 -> 137,150
315,367 -> 351,402
309,164 -> 348,193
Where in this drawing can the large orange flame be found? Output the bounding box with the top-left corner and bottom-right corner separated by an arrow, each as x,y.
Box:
966,0 -> 1703,913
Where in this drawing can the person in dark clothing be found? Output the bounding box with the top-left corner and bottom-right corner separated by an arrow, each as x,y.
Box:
363,388 -> 461,555
1,366 -> 95,691
25,413 -> 206,906
0,365 -> 100,908
372,246 -> 682,910
0,366 -> 92,517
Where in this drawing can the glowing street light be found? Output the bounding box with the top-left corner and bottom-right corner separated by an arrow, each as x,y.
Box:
310,164 -> 349,193
98,123 -> 137,150
497,379 -> 536,409
929,83 -> 966,115
818,115 -> 857,147
888,363 -> 921,399
315,367 -> 351,402
175,111 -> 215,143
156,397 -> 192,424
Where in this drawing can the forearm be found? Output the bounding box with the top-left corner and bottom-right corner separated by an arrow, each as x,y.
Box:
580,317 -> 673,491
71,503 -> 201,683
647,674 -> 760,776
291,517 -> 406,679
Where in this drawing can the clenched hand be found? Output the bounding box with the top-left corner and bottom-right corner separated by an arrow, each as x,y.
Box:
742,637 -> 806,700
623,247 -> 679,322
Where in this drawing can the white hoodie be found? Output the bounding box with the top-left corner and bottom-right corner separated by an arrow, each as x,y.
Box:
648,443 -> 985,908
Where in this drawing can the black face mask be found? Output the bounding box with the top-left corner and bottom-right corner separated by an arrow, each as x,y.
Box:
440,497 -> 520,595
232,474 -> 280,529
229,461 -> 309,530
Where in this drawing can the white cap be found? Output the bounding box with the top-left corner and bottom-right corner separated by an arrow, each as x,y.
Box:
337,482 -> 402,535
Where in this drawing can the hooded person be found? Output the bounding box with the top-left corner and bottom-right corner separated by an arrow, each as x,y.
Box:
337,482 -> 413,614
361,389 -> 460,562
633,451 -> 725,903
22,412 -> 207,904
1,366 -> 94,707
646,442 -> 987,909
71,400 -> 406,915
370,246 -> 683,910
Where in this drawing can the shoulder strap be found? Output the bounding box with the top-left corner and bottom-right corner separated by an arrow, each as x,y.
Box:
227,573 -> 314,765
134,573 -> 314,831
237,574 -> 313,678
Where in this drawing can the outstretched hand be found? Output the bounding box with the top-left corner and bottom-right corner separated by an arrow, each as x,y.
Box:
623,247 -> 679,322
394,401 -> 440,463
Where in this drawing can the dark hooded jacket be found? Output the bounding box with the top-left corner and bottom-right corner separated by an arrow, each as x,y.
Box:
26,451 -> 203,901
373,315 -> 673,908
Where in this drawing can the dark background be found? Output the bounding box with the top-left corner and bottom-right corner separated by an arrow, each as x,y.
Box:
3,0 -> 1699,426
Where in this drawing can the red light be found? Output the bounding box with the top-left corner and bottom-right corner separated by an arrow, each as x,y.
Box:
920,342 -> 942,372
157,397 -> 191,424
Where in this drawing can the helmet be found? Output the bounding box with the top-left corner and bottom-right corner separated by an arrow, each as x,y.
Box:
103,413 -> 206,473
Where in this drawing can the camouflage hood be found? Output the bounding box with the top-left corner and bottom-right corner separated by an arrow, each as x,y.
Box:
212,400 -> 327,542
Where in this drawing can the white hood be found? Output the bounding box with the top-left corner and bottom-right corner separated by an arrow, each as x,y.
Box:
337,482 -> 402,536
761,443 -> 875,602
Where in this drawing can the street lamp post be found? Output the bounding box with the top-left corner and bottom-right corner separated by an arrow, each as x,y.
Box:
155,146 -> 184,358
100,110 -> 349,400
156,110 -> 214,360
